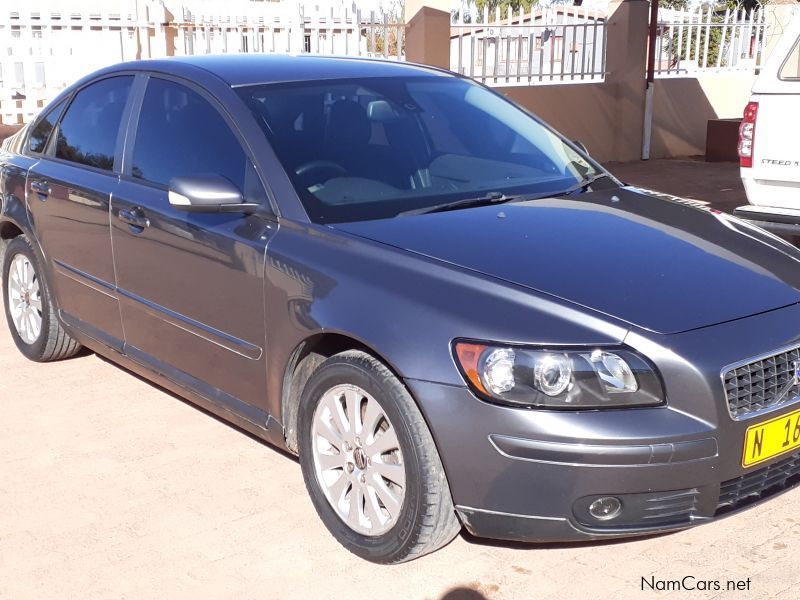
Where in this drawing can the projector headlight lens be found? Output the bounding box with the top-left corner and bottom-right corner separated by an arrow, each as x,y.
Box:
534,353 -> 573,397
482,347 -> 516,395
454,341 -> 664,409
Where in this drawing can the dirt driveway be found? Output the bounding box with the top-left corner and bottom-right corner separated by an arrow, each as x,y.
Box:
2,324 -> 800,600
2,160 -> 800,599
607,158 -> 747,213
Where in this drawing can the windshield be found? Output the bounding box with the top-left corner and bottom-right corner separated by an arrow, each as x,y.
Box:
239,76 -> 602,223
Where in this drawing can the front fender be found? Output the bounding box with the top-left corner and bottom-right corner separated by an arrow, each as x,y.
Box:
263,220 -> 628,419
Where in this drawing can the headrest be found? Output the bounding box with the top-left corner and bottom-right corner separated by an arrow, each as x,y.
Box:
327,99 -> 371,146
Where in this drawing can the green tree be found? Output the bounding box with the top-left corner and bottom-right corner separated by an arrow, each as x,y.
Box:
474,0 -> 537,19
660,0 -> 768,69
660,0 -> 689,8
660,0 -> 763,10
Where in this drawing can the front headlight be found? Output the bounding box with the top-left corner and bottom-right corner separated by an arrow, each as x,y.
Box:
454,341 -> 665,409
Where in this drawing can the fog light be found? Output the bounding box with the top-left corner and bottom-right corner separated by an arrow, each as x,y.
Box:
588,496 -> 622,521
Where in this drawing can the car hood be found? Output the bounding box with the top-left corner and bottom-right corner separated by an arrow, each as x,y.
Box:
333,187 -> 800,334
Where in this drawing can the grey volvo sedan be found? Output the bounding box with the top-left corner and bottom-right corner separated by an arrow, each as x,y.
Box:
3,55 -> 800,563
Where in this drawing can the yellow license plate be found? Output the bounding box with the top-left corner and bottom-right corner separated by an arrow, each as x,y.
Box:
742,408 -> 800,467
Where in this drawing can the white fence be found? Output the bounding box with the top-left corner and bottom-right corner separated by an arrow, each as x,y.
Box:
0,0 -> 403,125
451,2 -> 607,86
173,2 -> 403,61
654,7 -> 768,77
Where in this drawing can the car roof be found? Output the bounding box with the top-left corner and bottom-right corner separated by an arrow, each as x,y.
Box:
100,54 -> 454,87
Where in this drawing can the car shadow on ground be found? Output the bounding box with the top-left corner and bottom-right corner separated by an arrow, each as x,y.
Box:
91,351 -> 300,464
458,528 -> 671,551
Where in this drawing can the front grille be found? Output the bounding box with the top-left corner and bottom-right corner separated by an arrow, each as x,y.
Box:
723,346 -> 800,418
717,450 -> 800,513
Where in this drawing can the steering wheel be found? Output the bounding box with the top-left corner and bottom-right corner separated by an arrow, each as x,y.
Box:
295,160 -> 347,183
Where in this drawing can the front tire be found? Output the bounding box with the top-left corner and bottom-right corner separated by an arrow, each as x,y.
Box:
298,350 -> 460,563
2,236 -> 81,361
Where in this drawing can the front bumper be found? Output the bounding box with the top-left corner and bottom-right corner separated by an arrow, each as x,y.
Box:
407,303 -> 800,543
407,379 -> 722,542
409,378 -> 800,542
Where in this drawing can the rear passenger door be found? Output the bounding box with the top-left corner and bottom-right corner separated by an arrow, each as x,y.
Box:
27,75 -> 134,349
111,75 -> 275,415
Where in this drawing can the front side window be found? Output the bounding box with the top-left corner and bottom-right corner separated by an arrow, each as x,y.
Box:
780,37 -> 800,80
28,98 -> 67,154
131,78 -> 247,190
239,76 -> 599,223
55,76 -> 132,171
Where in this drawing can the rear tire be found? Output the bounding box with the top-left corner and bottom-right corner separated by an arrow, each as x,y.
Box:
298,350 -> 461,563
2,235 -> 81,361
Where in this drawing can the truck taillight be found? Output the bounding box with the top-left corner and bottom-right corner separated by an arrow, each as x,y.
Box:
738,101 -> 758,168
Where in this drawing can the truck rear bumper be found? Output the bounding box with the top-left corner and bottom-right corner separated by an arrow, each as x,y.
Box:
733,204 -> 800,237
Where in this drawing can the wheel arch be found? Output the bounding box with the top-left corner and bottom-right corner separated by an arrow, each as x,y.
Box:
0,220 -> 26,268
0,220 -> 24,240
1,174 -> 38,265
280,330 -> 410,454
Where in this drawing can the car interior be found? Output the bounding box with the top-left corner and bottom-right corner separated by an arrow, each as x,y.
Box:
242,79 -> 579,219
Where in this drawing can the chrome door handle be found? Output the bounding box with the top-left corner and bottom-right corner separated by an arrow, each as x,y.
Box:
118,207 -> 150,230
31,180 -> 51,198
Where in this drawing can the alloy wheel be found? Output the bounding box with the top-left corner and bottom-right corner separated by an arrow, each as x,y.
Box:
311,384 -> 407,536
7,254 -> 43,344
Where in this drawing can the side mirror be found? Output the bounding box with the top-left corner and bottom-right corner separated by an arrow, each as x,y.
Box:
168,175 -> 259,214
572,140 -> 589,155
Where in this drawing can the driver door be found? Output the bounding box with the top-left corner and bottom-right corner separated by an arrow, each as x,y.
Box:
111,75 -> 276,413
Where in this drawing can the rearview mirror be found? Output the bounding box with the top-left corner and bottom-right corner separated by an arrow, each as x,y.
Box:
168,175 -> 259,214
572,140 -> 589,155
367,100 -> 399,122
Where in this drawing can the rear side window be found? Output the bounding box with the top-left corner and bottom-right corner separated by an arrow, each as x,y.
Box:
28,98 -> 67,154
780,37 -> 800,80
131,78 -> 247,190
55,76 -> 133,171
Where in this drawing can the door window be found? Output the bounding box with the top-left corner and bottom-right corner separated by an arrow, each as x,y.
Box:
28,98 -> 67,154
780,37 -> 800,80
131,78 -> 247,191
55,76 -> 132,171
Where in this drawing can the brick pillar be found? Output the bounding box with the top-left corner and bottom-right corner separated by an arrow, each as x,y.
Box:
404,0 -> 451,69
604,0 -> 650,162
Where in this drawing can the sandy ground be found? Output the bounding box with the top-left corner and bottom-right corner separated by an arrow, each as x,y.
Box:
2,160 -> 799,599
3,314 -> 800,600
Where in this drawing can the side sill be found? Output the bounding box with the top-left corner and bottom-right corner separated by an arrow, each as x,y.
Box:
65,327 -> 288,452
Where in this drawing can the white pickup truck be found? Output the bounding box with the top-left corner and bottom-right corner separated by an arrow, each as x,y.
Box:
735,16 -> 800,237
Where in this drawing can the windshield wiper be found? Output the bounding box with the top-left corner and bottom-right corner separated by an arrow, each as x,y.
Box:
398,190 -> 513,216
555,172 -> 609,197
398,173 -> 610,217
